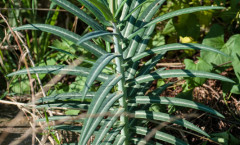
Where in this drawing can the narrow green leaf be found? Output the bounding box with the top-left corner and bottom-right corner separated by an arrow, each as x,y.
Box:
128,43 -> 227,63
13,24 -> 107,57
150,82 -> 173,97
127,83 -> 147,98
114,0 -> 128,18
49,46 -> 76,57
129,96 -> 224,118
137,53 -> 165,76
128,6 -> 224,39
124,0 -> 165,58
62,143 -> 78,145
113,135 -> 126,145
36,92 -> 95,103
93,108 -> 125,145
184,57 -> 213,87
122,0 -> 152,22
130,138 -> 163,145
124,25 -> 156,81
36,102 -> 89,110
79,74 -> 122,144
77,0 -> 111,26
100,0 -> 109,7
52,125 -> 82,133
128,67 -> 166,97
82,93 -> 123,144
81,53 -> 120,100
131,126 -> 188,145
7,65 -> 109,82
77,30 -> 117,45
51,0 -> 103,30
122,0 -> 144,38
100,122 -> 125,145
130,69 -> 235,85
108,0 -> 116,16
88,0 -> 114,21
133,111 -> 209,137
136,0 -> 166,25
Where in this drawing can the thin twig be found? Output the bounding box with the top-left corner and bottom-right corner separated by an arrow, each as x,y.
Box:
203,84 -> 221,100
0,99 -> 31,106
156,62 -> 185,67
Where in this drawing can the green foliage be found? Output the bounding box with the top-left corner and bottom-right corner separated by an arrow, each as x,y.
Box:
203,130 -> 240,145
8,0 -> 236,144
200,25 -> 240,95
184,57 -> 213,87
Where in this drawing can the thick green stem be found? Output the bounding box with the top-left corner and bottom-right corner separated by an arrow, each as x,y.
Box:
112,22 -> 129,145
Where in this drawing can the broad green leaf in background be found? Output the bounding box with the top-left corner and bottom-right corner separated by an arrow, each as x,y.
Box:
229,34 -> 240,81
51,39 -> 77,55
202,24 -> 225,49
149,32 -> 165,47
10,76 -> 30,95
209,131 -> 240,145
184,57 -> 213,87
201,24 -> 232,66
197,10 -> 213,27
68,76 -> 87,92
222,78 -> 240,96
65,109 -> 80,115
162,19 -> 176,35
173,13 -> 200,40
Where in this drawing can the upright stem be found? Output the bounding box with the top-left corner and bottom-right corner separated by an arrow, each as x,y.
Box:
112,22 -> 129,145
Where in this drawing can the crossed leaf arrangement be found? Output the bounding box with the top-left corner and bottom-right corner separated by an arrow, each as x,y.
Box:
8,0 -> 235,144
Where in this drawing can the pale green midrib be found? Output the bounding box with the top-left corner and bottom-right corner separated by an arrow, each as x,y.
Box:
135,71 -> 230,83
134,97 -> 217,114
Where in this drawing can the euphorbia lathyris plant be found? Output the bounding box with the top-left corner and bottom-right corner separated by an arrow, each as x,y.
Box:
8,0 -> 234,144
